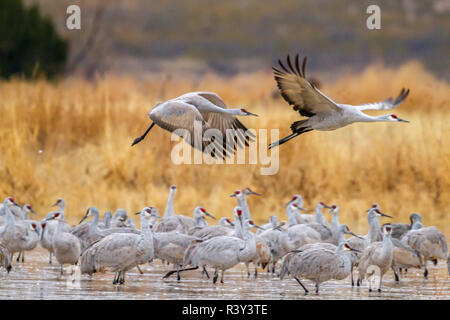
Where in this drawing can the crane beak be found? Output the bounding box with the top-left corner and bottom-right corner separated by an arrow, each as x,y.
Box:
251,223 -> 264,230
30,208 -> 38,215
228,221 -> 235,227
247,190 -> 262,196
203,212 -> 216,220
347,246 -> 361,253
230,193 -> 237,198
246,111 -> 259,117
51,201 -> 59,207
346,230 -> 364,240
378,211 -> 392,218
397,117 -> 409,123
79,214 -> 89,224
298,207 -> 309,212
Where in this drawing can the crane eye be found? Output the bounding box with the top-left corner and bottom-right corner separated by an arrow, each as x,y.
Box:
391,114 -> 398,119
332,205 -> 336,209
292,196 -> 297,201
200,208 -> 206,213
54,213 -> 60,217
240,108 -> 247,113
146,209 -> 151,213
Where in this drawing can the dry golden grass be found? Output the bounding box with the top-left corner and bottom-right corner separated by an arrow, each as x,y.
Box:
0,61 -> 448,236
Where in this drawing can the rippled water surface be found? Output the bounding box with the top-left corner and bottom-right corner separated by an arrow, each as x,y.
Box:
0,248 -> 448,300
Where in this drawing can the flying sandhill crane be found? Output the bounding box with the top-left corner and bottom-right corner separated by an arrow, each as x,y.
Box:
269,54 -> 410,149
131,91 -> 258,158
358,225 -> 394,292
280,242 -> 360,294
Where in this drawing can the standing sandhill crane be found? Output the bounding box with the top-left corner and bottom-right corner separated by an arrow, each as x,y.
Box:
182,218 -> 263,284
0,243 -> 11,273
39,211 -> 71,265
230,188 -> 262,221
102,211 -> 112,229
71,207 -> 140,251
269,54 -> 410,149
230,191 -> 270,276
14,204 -> 40,263
131,91 -> 258,158
382,213 -> 422,239
0,198 -> 33,262
258,215 -> 279,235
283,194 -> 315,223
280,242 -> 360,294
45,211 -> 82,275
277,219 -> 322,256
390,238 -> 422,282
401,225 -> 448,278
111,209 -> 128,228
80,207 -> 156,285
290,203 -> 333,241
157,206 -> 215,233
347,207 -> 392,285
328,204 -> 341,237
188,217 -> 234,239
358,225 -> 394,292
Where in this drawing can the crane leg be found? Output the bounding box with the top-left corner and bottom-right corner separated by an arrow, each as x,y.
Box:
220,270 -> 224,284
213,269 -> 219,284
131,122 -> 155,146
113,272 -> 119,284
203,266 -> 210,279
378,275 -> 383,292
60,265 -> 64,276
49,253 -> 52,264
136,265 -> 144,274
254,264 -> 258,279
294,277 -> 308,294
350,266 -> 354,286
119,271 -> 125,284
315,284 -> 319,295
16,252 -> 22,263
423,260 -> 428,279
21,252 -> 25,263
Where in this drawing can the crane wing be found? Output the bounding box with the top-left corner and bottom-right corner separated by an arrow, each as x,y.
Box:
149,101 -> 230,159
273,54 -> 342,117
356,88 -> 410,111
191,92 -> 256,149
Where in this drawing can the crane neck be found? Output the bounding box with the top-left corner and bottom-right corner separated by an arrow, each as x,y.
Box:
237,196 -> 251,220
163,190 -> 175,218
286,206 -> 298,226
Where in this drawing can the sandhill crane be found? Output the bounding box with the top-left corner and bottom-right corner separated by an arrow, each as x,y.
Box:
0,243 -> 11,273
163,185 -> 177,219
284,195 -> 316,224
401,225 -> 448,278
14,204 -> 40,263
347,207 -> 391,285
45,211 -> 82,275
111,209 -> 128,228
230,188 -> 262,221
314,202 -> 331,226
40,211 -> 71,265
131,91 -> 258,158
280,242 -> 360,294
358,225 -> 394,292
230,191 -> 270,276
102,211 -> 112,229
188,217 -> 234,239
328,204 -> 341,236
290,203 -> 333,241
277,220 -> 322,256
269,54 -> 410,149
390,238 -> 422,281
72,207 -> 141,251
258,215 -> 279,235
0,197 -> 33,262
51,198 -> 66,213
182,218 -> 262,284
80,207 -> 156,284
157,206 -> 215,233
382,213 -> 422,239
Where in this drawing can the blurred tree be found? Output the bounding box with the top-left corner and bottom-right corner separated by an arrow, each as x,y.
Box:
0,0 -> 67,78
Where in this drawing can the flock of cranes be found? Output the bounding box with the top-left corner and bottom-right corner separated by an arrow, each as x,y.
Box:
0,185 -> 448,295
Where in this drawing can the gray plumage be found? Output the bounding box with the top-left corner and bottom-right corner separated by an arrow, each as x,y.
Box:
80,207 -> 156,285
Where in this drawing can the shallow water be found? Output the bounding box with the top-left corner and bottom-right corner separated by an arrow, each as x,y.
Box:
0,248 -> 448,300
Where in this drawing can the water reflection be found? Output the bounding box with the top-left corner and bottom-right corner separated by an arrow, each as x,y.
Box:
0,248 -> 448,299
